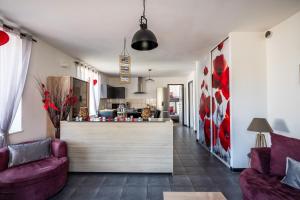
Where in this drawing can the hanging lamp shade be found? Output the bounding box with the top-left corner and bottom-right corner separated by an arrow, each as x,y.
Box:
131,0 -> 158,51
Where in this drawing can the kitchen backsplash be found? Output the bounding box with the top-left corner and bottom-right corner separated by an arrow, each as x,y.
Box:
100,98 -> 156,109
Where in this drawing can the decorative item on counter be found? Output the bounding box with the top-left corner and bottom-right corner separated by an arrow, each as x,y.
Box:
79,107 -> 89,121
138,117 -> 143,122
102,117 -> 106,122
36,79 -> 77,138
141,106 -> 151,120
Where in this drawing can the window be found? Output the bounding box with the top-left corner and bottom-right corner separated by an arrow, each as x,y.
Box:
9,100 -> 22,133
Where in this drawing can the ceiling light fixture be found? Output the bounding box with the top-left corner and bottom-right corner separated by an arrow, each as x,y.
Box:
145,69 -> 154,82
131,0 -> 158,51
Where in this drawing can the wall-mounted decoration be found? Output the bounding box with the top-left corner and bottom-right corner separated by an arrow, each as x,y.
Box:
198,58 -> 212,149
211,38 -> 231,165
120,38 -> 131,84
0,30 -> 9,46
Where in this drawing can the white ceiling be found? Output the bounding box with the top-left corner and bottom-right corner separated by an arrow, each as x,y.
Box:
0,0 -> 300,77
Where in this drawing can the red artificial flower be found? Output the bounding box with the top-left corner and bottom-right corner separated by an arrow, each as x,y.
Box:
203,66 -> 208,76
219,116 -> 230,151
93,79 -> 97,86
205,84 -> 208,91
0,31 -> 9,46
44,90 -> 50,96
217,42 -> 224,51
215,90 -> 222,104
199,93 -> 206,121
213,54 -> 227,76
220,67 -> 230,100
41,83 -> 45,88
201,80 -> 205,89
49,103 -> 59,111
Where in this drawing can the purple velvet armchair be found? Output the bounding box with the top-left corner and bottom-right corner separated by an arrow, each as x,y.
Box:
0,139 -> 68,200
240,147 -> 300,200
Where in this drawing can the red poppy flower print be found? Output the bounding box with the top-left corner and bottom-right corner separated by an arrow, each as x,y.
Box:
226,101 -> 230,116
0,31 -> 9,46
215,91 -> 222,104
199,93 -> 206,121
219,116 -> 230,151
212,73 -> 220,89
204,119 -> 211,147
201,80 -> 205,89
204,96 -> 215,117
217,42 -> 224,51
213,54 -> 227,76
203,66 -> 208,76
220,67 -> 230,100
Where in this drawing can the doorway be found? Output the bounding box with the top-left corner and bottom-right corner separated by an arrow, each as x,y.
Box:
188,81 -> 194,129
168,84 -> 184,125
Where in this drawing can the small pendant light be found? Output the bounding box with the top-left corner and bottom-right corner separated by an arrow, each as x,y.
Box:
145,69 -> 154,82
131,0 -> 158,51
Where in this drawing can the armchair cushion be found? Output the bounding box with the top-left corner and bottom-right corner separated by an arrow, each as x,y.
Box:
0,147 -> 8,172
251,147 -> 271,174
51,139 -> 67,158
270,133 -> 300,176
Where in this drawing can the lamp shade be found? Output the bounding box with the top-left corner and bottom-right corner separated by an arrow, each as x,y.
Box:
131,24 -> 158,51
247,118 -> 273,133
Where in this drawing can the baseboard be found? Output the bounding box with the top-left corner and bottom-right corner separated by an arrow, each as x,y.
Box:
230,167 -> 245,172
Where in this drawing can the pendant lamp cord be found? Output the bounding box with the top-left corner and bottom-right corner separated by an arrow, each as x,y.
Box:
121,37 -> 129,56
143,0 -> 146,17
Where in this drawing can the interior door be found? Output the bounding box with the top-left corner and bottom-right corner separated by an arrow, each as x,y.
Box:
188,81 -> 194,129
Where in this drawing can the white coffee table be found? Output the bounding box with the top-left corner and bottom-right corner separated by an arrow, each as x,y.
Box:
163,192 -> 226,200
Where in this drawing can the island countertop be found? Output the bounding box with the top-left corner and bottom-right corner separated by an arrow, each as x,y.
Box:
67,118 -> 171,123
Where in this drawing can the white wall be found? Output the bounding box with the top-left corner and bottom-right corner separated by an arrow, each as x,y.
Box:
266,11 -> 300,139
107,76 -> 187,100
9,39 -> 76,144
230,32 -> 267,168
184,70 -> 197,130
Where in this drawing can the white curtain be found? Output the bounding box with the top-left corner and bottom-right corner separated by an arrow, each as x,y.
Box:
0,29 -> 32,147
76,64 -> 101,116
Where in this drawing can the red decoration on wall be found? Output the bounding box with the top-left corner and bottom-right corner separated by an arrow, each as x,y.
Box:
0,30 -> 9,46
213,54 -> 227,75
93,79 -> 97,86
220,67 -> 229,100
203,66 -> 209,75
215,91 -> 222,104
219,116 -> 230,151
199,93 -> 206,121
204,119 -> 211,146
201,80 -> 205,89
217,42 -> 224,51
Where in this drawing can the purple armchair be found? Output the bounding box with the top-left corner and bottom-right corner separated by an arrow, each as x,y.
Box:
240,147 -> 300,200
0,139 -> 68,200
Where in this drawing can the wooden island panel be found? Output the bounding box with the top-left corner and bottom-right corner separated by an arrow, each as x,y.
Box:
60,121 -> 173,173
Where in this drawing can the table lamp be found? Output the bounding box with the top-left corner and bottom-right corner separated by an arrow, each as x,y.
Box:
247,118 -> 273,147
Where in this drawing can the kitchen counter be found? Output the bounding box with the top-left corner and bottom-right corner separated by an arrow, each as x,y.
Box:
60,120 -> 173,173
69,118 -> 171,123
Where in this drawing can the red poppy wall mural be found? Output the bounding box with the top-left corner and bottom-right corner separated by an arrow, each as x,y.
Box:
211,38 -> 231,165
198,57 -> 211,149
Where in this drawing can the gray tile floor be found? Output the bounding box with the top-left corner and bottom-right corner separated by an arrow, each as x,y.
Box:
51,125 -> 242,200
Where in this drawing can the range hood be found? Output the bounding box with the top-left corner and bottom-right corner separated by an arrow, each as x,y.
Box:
134,77 -> 146,94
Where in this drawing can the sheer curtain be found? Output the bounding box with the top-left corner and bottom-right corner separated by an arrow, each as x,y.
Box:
0,28 -> 32,147
76,63 -> 101,116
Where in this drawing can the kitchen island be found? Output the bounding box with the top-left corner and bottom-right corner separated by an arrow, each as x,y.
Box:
60,119 -> 173,173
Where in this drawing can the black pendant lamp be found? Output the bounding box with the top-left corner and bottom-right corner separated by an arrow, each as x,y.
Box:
131,0 -> 158,51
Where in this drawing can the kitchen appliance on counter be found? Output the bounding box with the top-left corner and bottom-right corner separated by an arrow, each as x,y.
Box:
156,87 -> 169,118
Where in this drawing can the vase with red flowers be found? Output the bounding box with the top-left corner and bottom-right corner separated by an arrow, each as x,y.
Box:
37,80 -> 77,138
